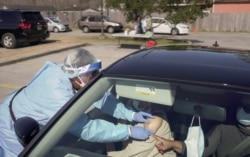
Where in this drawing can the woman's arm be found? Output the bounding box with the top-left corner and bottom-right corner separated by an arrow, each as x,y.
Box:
152,134 -> 185,155
144,116 -> 163,132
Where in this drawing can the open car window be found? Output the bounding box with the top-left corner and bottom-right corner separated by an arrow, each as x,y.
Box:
22,77 -> 250,157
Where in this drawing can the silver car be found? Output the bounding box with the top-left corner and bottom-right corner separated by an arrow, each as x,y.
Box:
77,15 -> 123,33
44,17 -> 71,33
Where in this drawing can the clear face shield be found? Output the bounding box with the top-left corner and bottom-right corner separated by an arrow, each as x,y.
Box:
237,107 -> 250,126
63,60 -> 102,89
237,95 -> 250,126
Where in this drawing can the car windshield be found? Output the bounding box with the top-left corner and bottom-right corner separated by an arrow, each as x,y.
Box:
103,16 -> 111,21
22,75 -> 250,157
49,17 -> 60,23
22,12 -> 44,21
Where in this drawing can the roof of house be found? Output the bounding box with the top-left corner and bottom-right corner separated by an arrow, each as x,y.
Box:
61,7 -> 99,12
215,0 -> 250,3
0,4 -> 57,11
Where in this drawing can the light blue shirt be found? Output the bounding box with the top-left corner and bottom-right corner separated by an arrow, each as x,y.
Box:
0,61 -> 133,157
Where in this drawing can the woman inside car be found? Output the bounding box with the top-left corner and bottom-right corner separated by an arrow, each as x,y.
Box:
107,99 -> 176,157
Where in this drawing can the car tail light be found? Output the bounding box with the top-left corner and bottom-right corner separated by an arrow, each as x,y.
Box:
19,22 -> 32,29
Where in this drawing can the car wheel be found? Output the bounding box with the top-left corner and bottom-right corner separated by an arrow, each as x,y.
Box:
171,28 -> 179,35
82,26 -> 89,33
53,27 -> 59,33
107,27 -> 114,33
1,33 -> 17,49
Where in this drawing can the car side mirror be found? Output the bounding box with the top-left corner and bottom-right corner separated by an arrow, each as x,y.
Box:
14,117 -> 40,147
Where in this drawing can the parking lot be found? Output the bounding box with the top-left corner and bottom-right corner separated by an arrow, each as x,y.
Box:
1,30 -> 250,65
0,30 -> 250,102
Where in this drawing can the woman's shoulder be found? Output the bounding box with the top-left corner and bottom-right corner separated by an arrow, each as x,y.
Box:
144,116 -> 163,132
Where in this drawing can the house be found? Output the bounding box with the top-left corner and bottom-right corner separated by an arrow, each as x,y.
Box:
0,4 -> 57,11
213,0 -> 250,13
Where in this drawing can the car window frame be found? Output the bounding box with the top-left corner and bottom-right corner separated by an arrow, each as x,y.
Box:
20,75 -> 250,156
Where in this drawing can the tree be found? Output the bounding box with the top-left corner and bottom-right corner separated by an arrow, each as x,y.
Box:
105,0 -> 212,24
106,0 -> 155,21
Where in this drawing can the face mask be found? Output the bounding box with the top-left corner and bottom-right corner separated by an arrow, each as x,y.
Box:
132,100 -> 151,112
132,100 -> 141,111
77,76 -> 86,89
237,107 -> 250,126
184,116 -> 204,157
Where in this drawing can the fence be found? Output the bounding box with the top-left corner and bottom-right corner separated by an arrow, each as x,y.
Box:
193,13 -> 250,32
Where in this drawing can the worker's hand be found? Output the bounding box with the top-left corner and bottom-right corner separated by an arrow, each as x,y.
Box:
132,111 -> 154,123
129,126 -> 155,140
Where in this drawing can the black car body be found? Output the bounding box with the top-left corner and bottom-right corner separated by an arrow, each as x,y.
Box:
19,46 -> 250,157
0,9 -> 50,49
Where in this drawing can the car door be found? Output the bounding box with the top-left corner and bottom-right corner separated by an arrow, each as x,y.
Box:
152,18 -> 172,34
45,18 -> 53,31
88,16 -> 102,30
93,16 -> 102,30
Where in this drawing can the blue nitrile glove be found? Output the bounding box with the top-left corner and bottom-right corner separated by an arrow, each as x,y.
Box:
132,111 -> 154,123
129,126 -> 155,140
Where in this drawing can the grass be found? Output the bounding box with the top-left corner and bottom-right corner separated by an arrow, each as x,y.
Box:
58,35 -> 188,46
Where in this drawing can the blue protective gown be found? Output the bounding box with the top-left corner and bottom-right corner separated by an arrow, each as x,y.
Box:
0,61 -> 133,157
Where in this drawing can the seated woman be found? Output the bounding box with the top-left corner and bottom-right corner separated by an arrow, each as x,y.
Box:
107,99 -> 176,157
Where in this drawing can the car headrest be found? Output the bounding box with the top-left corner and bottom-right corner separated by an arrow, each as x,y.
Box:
173,90 -> 226,122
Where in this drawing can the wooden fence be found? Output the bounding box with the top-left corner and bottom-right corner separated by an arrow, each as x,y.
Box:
193,13 -> 250,32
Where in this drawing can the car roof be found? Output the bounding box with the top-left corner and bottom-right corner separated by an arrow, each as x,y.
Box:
0,9 -> 39,12
152,17 -> 164,19
103,45 -> 250,91
44,17 -> 53,20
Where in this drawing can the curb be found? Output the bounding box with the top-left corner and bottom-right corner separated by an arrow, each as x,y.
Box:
0,43 -> 86,67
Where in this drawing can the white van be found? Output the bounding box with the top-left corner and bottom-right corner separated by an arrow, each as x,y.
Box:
44,17 -> 71,33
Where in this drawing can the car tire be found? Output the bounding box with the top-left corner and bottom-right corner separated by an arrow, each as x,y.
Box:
53,27 -> 59,33
171,28 -> 179,35
82,26 -> 89,33
107,27 -> 114,33
1,33 -> 17,49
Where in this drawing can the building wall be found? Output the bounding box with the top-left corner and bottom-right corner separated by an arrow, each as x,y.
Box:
214,4 -> 250,13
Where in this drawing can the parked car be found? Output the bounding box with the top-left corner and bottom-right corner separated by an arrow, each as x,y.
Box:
44,17 -> 71,33
149,17 -> 189,35
77,15 -> 123,33
18,45 -> 250,157
0,9 -> 50,49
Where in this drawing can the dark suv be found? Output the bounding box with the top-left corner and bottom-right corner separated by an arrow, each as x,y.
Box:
77,15 -> 123,33
0,9 -> 50,49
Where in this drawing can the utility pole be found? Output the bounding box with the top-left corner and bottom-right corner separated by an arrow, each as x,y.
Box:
100,0 -> 105,37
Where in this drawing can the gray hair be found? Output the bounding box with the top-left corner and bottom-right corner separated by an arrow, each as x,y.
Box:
62,48 -> 97,78
64,48 -> 97,68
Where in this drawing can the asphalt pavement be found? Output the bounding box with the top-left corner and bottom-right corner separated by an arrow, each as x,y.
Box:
0,30 -> 250,67
168,32 -> 250,51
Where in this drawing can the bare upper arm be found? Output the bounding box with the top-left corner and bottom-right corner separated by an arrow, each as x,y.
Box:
143,116 -> 163,132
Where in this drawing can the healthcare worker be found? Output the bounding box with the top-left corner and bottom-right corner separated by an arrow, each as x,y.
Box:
0,48 -> 154,157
